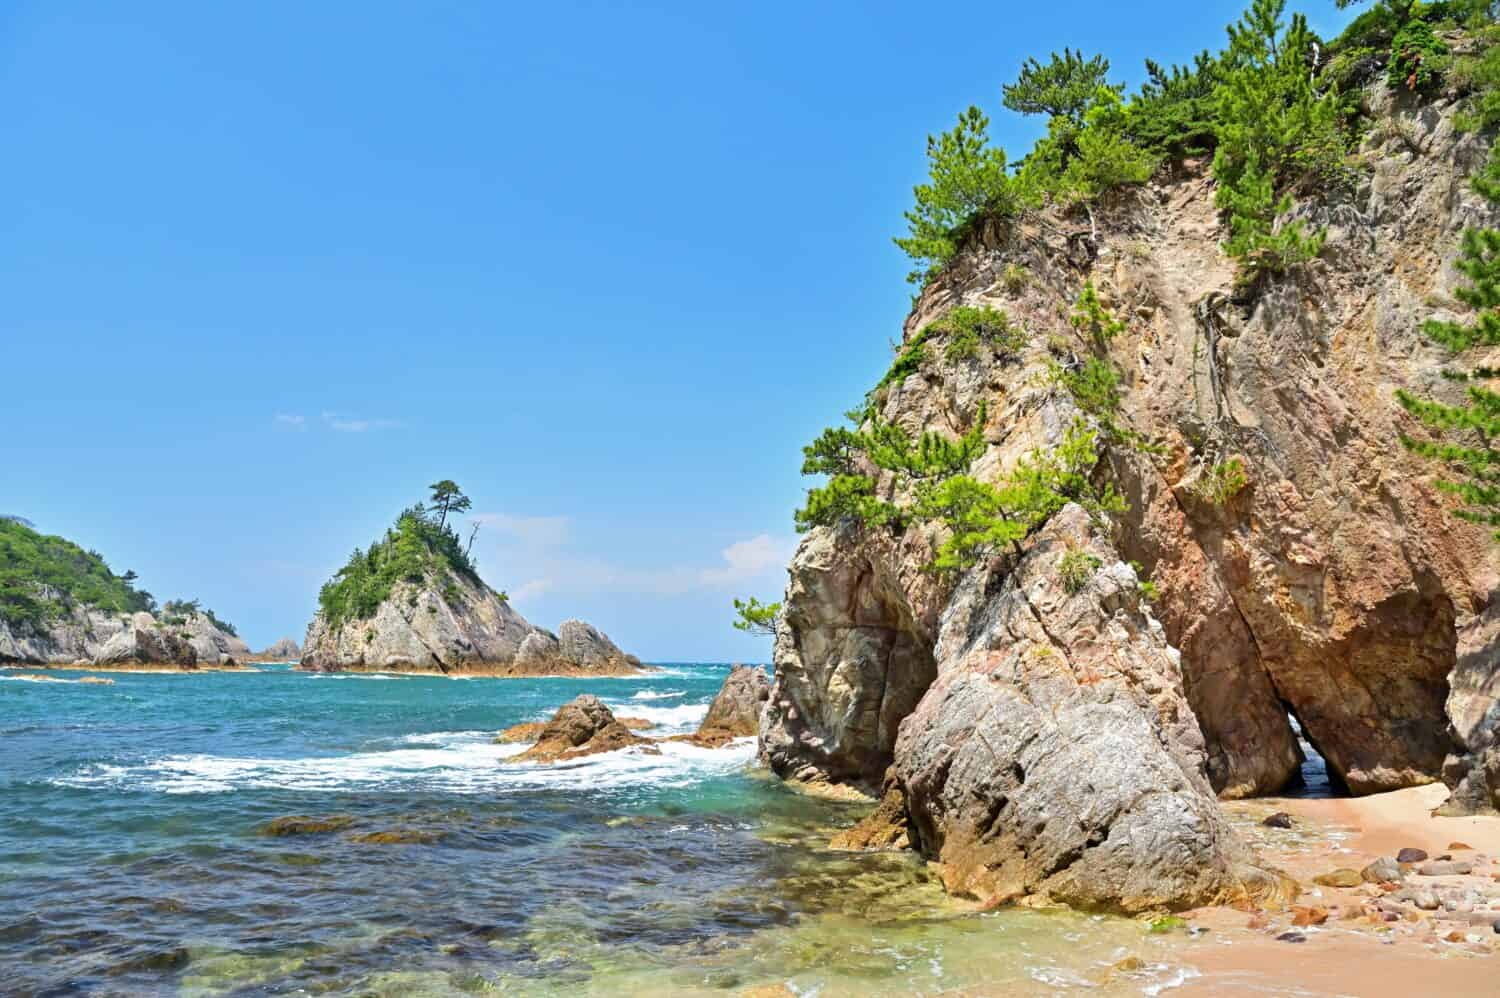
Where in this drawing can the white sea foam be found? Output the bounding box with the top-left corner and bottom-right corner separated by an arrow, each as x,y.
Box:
629,689 -> 685,701
53,730 -> 755,795
2,674 -> 91,684
305,673 -> 404,681
604,700 -> 708,734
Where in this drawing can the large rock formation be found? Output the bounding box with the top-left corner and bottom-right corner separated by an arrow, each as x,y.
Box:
761,77 -> 1500,907
90,612 -> 200,668
300,572 -> 642,676
895,506 -> 1280,911
759,525 -> 939,787
698,664 -> 771,738
680,664 -> 771,747
179,613 -> 251,666
256,637 -> 302,661
0,606 -> 245,670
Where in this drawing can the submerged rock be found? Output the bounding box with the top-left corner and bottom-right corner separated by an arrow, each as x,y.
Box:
350,828 -> 445,845
512,695 -> 653,763
260,815 -> 356,836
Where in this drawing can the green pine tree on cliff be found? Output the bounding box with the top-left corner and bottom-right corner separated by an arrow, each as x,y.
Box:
1396,158 -> 1500,537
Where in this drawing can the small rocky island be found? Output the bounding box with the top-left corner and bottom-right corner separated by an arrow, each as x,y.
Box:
497,665 -> 771,760
299,484 -> 644,676
0,516 -> 248,670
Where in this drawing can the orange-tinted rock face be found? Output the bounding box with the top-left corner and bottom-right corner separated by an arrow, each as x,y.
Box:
764,80 -> 1500,909
512,695 -> 653,763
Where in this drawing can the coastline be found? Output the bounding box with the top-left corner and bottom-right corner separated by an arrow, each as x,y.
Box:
296,660 -> 657,680
1161,784 -> 1500,996
2,662 -> 258,675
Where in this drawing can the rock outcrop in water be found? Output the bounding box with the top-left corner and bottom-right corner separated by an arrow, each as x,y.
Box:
1,605 -> 247,670
301,569 -> 642,676
513,694 -> 652,762
689,664 -> 771,746
255,637 -> 302,661
0,518 -> 247,669
761,76 -> 1500,907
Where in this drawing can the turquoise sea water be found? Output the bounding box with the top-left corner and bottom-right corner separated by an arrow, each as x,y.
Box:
1,663 -> 1211,996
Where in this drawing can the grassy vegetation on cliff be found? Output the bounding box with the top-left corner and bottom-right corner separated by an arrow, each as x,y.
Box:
317,504 -> 483,632
0,518 -> 155,628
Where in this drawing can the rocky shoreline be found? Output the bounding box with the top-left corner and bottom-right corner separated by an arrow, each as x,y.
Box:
494,665 -> 772,760
300,573 -> 646,678
753,71 -> 1500,922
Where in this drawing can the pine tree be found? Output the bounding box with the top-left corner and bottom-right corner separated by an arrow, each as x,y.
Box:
1002,49 -> 1118,123
1213,0 -> 1342,285
894,106 -> 1017,285
1396,162 -> 1500,536
732,596 -> 781,637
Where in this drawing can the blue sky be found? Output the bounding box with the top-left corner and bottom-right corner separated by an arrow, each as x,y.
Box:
0,1 -> 1358,659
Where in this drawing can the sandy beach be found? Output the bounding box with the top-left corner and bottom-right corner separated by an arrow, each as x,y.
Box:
1162,784 -> 1500,996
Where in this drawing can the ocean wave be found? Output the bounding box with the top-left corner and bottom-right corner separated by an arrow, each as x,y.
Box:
604,701 -> 708,734
304,673 -> 404,681
52,731 -> 754,795
2,674 -> 100,685
628,689 -> 685,701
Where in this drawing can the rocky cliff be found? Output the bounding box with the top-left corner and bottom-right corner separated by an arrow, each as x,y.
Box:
761,79 -> 1500,906
1,607 -> 247,669
300,572 -> 642,676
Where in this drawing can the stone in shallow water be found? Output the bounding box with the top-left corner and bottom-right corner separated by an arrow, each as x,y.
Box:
1261,811 -> 1293,828
1418,860 -> 1474,877
259,815 -> 355,837
350,828 -> 445,845
1396,847 -> 1429,864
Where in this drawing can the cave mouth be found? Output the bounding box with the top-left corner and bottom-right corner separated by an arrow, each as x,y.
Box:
1278,710 -> 1350,799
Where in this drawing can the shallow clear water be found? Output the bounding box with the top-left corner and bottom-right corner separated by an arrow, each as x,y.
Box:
1,663 -> 1206,995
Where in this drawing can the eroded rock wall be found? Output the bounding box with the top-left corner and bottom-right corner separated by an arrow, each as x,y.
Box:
895,506 -> 1282,912
764,81 -> 1500,844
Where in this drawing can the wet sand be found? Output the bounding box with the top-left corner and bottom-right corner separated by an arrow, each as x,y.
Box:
1168,784 -> 1499,997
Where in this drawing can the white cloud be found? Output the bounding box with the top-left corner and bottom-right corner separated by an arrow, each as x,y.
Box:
273,413 -> 306,430
472,512 -> 571,548
511,578 -> 554,600
475,515 -> 792,604
699,534 -> 796,587
321,411 -> 401,433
